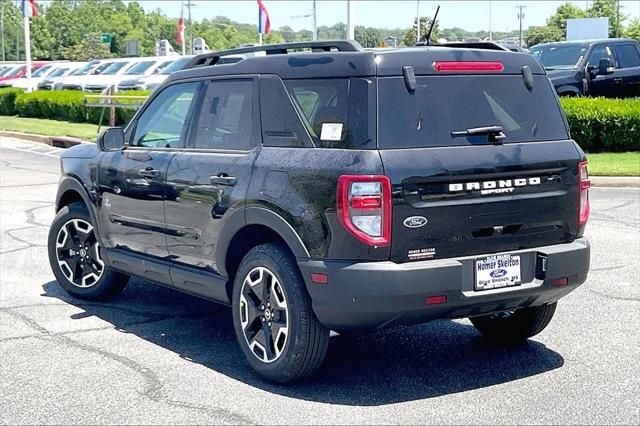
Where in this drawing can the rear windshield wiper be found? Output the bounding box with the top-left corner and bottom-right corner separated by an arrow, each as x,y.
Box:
451,125 -> 506,142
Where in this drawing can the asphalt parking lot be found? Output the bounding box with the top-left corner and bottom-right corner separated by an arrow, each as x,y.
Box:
1,136 -> 638,425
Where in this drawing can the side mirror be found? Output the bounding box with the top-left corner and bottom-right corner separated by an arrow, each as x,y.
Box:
598,58 -> 614,75
97,127 -> 126,151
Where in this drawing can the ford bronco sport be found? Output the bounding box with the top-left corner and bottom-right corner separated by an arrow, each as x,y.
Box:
48,41 -> 591,382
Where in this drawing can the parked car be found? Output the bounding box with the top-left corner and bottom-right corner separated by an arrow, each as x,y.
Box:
48,41 -> 591,383
62,58 -> 138,91
82,57 -> 169,92
530,38 -> 640,98
117,56 -> 193,91
37,62 -> 87,90
45,60 -> 101,90
0,62 -> 46,85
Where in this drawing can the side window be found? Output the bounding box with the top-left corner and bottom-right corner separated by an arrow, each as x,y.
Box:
285,79 -> 349,149
132,82 -> 198,148
614,44 -> 640,69
193,79 -> 255,150
587,45 -> 616,68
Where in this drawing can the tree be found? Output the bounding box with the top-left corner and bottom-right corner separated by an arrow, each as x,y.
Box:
546,3 -> 586,36
587,0 -> 627,38
525,26 -> 563,47
625,18 -> 640,42
63,33 -> 112,61
355,26 -> 381,48
403,16 -> 439,46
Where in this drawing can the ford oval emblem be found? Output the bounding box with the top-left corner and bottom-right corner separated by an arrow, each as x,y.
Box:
403,216 -> 428,228
490,269 -> 508,278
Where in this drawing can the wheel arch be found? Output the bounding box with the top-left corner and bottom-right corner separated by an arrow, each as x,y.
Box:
55,177 -> 104,245
216,207 -> 310,282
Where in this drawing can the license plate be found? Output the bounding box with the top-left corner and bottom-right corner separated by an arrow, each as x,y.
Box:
475,254 -> 521,291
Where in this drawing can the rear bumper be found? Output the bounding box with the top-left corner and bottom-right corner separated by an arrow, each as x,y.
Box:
298,238 -> 590,332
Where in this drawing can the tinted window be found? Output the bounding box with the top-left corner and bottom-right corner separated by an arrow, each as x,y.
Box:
378,75 -> 568,149
100,62 -> 128,75
124,61 -> 156,75
260,76 -> 313,148
132,82 -> 199,148
529,43 -> 588,70
193,79 -> 255,150
614,44 -> 640,68
587,45 -> 616,67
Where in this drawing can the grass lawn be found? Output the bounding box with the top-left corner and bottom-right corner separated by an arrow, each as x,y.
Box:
587,152 -> 640,177
0,116 -> 98,141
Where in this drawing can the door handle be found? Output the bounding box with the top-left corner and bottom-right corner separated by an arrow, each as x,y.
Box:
209,173 -> 237,186
138,167 -> 161,178
613,78 -> 623,84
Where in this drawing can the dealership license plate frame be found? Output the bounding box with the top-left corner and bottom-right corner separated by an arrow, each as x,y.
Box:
474,254 -> 522,291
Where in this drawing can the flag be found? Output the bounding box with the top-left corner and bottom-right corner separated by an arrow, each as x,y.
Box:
21,0 -> 38,18
257,0 -> 270,34
176,15 -> 185,45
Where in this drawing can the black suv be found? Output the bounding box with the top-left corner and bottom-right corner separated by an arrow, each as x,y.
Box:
529,38 -> 640,98
48,41 -> 591,382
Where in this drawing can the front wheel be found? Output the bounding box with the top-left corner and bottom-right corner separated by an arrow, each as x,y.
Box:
231,243 -> 329,382
470,302 -> 557,343
47,202 -> 129,301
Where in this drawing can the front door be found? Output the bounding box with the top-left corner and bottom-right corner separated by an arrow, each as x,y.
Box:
165,77 -> 260,271
97,81 -> 202,257
588,44 -> 620,98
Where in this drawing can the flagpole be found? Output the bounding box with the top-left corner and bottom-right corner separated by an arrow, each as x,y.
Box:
258,32 -> 263,46
23,14 -> 32,92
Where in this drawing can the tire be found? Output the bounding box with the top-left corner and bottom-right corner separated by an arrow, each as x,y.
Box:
48,202 -> 129,301
231,242 -> 329,382
470,302 -> 557,343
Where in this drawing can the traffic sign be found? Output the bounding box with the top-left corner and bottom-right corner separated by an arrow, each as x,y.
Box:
101,34 -> 111,44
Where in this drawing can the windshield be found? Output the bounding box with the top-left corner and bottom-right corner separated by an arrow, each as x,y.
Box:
153,60 -> 173,74
4,66 -> 25,78
31,65 -> 52,78
48,67 -> 69,78
124,61 -> 156,75
529,43 -> 588,70
0,67 -> 16,77
99,62 -> 129,75
158,57 -> 190,74
378,75 -> 568,149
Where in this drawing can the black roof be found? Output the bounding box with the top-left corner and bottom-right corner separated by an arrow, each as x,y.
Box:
167,40 -> 545,83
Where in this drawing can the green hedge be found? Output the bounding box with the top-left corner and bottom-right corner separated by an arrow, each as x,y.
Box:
560,97 -> 640,153
0,88 -> 150,126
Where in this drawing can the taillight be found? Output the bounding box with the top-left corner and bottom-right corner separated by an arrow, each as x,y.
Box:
337,175 -> 392,246
432,61 -> 504,72
578,161 -> 591,225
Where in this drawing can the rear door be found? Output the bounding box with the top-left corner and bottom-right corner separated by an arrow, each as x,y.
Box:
377,72 -> 583,263
164,77 -> 260,271
611,42 -> 640,98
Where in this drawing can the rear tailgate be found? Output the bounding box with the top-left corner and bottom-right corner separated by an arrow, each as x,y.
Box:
376,50 -> 584,263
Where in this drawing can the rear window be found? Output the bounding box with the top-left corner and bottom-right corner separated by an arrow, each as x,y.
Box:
378,75 -> 568,149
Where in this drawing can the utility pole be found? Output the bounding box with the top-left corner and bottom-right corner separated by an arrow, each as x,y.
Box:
312,0 -> 317,41
416,0 -> 420,42
489,0 -> 492,41
516,5 -> 526,49
615,0 -> 620,37
186,0 -> 194,54
1,3 -> 5,62
15,0 -> 19,61
346,0 -> 354,40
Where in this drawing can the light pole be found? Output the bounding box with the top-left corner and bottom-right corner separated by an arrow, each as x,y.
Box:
517,5 -> 526,48
416,0 -> 420,42
1,2 -> 5,62
489,0 -> 492,41
312,0 -> 317,41
346,0 -> 354,40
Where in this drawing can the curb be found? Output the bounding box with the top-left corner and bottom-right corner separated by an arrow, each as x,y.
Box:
0,130 -> 91,148
590,176 -> 640,188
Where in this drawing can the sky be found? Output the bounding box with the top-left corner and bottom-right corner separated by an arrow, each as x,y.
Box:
134,0 -> 640,33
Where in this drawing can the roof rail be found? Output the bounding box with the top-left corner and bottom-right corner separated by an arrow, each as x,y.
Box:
415,41 -> 509,52
185,40 -> 364,69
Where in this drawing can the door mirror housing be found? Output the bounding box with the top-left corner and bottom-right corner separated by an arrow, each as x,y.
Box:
97,127 -> 126,151
598,58 -> 615,75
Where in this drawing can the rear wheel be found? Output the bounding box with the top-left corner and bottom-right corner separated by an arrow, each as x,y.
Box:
48,202 -> 129,300
470,302 -> 557,342
232,243 -> 329,382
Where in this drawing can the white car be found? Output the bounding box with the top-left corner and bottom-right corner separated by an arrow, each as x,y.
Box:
61,58 -> 139,92
36,62 -> 88,90
81,57 -> 170,93
117,56 -> 194,91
